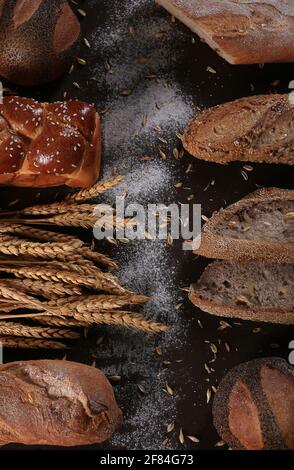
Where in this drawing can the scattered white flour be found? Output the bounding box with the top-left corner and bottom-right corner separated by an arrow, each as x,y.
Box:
85,0 -> 195,450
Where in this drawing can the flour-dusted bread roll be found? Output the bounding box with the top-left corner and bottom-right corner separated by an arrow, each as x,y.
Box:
0,96 -> 101,188
0,0 -> 81,86
213,358 -> 294,450
183,94 -> 294,165
156,0 -> 294,64
0,360 -> 123,446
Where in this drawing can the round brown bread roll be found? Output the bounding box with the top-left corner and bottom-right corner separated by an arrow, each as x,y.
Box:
213,358 -> 294,450
0,0 -> 81,86
0,360 -> 123,446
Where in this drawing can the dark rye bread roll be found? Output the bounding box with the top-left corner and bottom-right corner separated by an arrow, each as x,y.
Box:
0,360 -> 122,446
195,188 -> 294,264
0,0 -> 80,86
0,96 -> 101,188
183,94 -> 294,165
155,1 -> 294,64
213,358 -> 294,450
189,261 -> 294,325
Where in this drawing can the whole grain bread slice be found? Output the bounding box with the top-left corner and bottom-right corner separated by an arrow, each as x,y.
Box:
195,188 -> 294,264
189,261 -> 294,325
183,94 -> 294,165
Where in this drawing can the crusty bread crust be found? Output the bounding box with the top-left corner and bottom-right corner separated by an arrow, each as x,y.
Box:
189,288 -> 294,325
183,94 -> 293,165
156,0 -> 294,64
213,358 -> 294,450
0,360 -> 123,446
195,188 -> 294,264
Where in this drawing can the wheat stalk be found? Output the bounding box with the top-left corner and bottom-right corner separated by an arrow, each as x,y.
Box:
0,336 -> 68,349
36,316 -> 89,328
2,279 -> 82,298
10,225 -> 83,247
80,247 -> 118,270
14,203 -> 96,217
0,321 -> 79,339
65,176 -> 124,203
0,240 -> 75,259
68,311 -> 168,333
48,294 -> 149,314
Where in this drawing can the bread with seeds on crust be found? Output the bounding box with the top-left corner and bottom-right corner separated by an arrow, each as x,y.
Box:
0,96 -> 101,188
183,94 -> 294,165
195,188 -> 294,264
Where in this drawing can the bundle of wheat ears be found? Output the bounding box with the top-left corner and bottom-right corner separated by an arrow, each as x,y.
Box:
0,176 -> 167,349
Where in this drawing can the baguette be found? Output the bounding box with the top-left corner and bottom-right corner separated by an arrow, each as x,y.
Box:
213,358 -> 294,450
189,261 -> 294,324
183,94 -> 294,165
0,360 -> 122,446
195,188 -> 294,264
155,1 -> 294,64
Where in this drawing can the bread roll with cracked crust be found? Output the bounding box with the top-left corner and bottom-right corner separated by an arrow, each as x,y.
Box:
156,0 -> 294,64
183,94 -> 294,165
213,358 -> 294,450
0,360 -> 123,446
0,0 -> 81,86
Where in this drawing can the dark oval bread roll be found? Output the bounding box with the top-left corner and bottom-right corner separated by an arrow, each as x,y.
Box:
213,358 -> 294,450
0,96 -> 101,188
0,360 -> 123,446
183,94 -> 294,165
0,0 -> 80,86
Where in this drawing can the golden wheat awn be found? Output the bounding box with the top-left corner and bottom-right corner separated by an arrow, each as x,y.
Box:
0,321 -> 79,339
65,176 -> 125,203
0,336 -> 68,349
47,294 -> 149,314
2,279 -> 82,298
10,225 -> 83,246
0,240 -> 76,259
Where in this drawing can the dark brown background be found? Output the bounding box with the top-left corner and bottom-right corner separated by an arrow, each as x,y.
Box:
1,0 -> 294,451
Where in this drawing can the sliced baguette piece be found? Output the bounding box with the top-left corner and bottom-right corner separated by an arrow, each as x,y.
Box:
189,261 -> 294,325
183,94 -> 294,165
155,1 -> 294,64
195,188 -> 294,264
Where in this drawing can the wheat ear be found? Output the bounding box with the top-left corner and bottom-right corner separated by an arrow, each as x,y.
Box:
80,247 -> 118,270
36,316 -> 89,328
65,311 -> 168,334
0,336 -> 68,349
10,225 -> 83,246
0,321 -> 79,339
14,203 -> 96,217
2,279 -> 82,298
65,176 -> 124,203
0,240 -> 75,259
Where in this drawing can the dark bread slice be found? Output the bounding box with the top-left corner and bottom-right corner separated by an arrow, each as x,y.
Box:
189,261 -> 294,324
183,94 -> 294,164
213,358 -> 294,450
195,188 -> 294,264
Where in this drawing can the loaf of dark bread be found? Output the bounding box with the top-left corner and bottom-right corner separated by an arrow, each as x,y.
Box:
183,94 -> 293,165
213,358 -> 294,450
195,188 -> 294,264
0,360 -> 122,446
189,261 -> 294,325
0,0 -> 80,86
0,96 -> 101,188
156,1 -> 294,64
